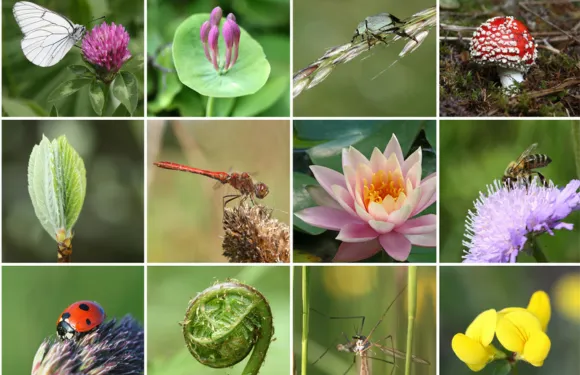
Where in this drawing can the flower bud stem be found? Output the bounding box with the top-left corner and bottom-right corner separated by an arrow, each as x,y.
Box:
206,96 -> 215,117
531,237 -> 548,263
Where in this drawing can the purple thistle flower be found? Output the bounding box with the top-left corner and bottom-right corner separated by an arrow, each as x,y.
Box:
463,179 -> 580,263
31,316 -> 143,375
81,22 -> 131,84
210,6 -> 223,26
208,25 -> 220,71
200,20 -> 212,63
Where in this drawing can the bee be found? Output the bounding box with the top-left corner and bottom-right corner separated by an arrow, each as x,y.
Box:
502,143 -> 552,187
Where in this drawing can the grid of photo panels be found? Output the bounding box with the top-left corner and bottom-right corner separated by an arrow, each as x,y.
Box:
0,1 -> 579,375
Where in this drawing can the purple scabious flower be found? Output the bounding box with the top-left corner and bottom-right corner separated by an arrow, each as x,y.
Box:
462,179 -> 580,263
82,22 -> 131,83
31,316 -> 143,375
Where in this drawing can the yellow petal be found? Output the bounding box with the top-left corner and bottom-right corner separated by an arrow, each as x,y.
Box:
553,273 -> 580,324
496,310 -> 542,354
467,363 -> 487,372
465,309 -> 497,346
527,290 -> 551,332
452,334 -> 492,367
522,330 -> 551,366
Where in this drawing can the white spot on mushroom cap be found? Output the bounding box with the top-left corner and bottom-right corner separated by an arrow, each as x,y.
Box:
469,16 -> 537,71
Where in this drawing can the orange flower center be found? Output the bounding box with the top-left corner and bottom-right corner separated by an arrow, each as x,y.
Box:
363,170 -> 405,209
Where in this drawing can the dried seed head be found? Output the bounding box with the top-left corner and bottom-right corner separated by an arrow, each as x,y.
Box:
222,204 -> 290,263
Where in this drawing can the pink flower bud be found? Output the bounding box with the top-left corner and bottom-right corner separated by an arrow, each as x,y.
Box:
208,25 -> 220,71
210,6 -> 222,26
200,21 -> 211,63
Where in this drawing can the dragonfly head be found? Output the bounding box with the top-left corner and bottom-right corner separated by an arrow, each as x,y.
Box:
254,182 -> 269,199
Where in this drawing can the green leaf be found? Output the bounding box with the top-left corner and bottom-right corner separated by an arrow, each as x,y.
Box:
47,79 -> 92,103
88,80 -> 106,116
293,172 -> 326,235
2,97 -> 47,117
173,13 -> 270,97
232,76 -> 289,117
173,88 -> 203,117
122,54 -> 145,73
27,135 -> 86,241
112,71 -> 139,115
68,65 -> 91,76
492,360 -> 512,375
112,104 -> 131,117
148,46 -> 182,114
424,121 -> 437,151
49,106 -> 58,117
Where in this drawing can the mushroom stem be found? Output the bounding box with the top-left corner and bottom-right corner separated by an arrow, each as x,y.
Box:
497,67 -> 524,91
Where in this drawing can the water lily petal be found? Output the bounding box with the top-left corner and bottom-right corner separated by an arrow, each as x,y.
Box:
368,201 -> 389,221
403,146 -> 422,177
383,134 -> 404,167
337,222 -> 379,242
368,220 -> 395,234
387,203 -> 413,226
411,173 -> 437,216
406,162 -> 422,189
311,165 -> 347,200
343,146 -> 370,170
331,184 -> 357,216
382,194 -> 397,213
355,200 -> 373,222
295,206 -> 361,231
404,232 -> 436,247
307,185 -> 343,210
369,147 -> 388,173
333,239 -> 382,262
378,231 -> 411,261
396,214 -> 436,234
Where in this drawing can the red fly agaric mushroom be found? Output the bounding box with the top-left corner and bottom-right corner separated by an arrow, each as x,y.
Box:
470,16 -> 537,92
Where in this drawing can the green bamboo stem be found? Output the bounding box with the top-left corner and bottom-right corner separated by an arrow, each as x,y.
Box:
301,266 -> 310,375
405,266 -> 417,375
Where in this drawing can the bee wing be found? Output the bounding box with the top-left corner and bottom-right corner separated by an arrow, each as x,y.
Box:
513,143 -> 538,168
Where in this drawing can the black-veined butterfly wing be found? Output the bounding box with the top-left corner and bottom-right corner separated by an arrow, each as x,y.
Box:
13,1 -> 85,67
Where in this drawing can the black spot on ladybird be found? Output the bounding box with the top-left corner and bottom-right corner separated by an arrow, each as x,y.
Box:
79,303 -> 90,311
86,318 -> 92,325
62,312 -> 71,319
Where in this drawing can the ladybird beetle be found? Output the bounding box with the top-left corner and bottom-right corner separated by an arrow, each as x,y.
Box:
56,301 -> 105,340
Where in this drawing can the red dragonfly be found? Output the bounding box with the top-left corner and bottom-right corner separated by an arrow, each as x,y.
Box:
153,161 -> 269,206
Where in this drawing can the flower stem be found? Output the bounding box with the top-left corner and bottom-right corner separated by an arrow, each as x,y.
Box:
301,266 -> 310,375
571,120 -> 580,179
405,266 -> 417,375
206,96 -> 215,117
531,237 -> 549,263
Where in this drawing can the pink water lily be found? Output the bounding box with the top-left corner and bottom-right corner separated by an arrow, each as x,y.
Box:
295,134 -> 437,262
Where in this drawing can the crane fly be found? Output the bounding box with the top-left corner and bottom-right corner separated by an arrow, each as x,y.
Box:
153,161 -> 269,206
311,285 -> 430,375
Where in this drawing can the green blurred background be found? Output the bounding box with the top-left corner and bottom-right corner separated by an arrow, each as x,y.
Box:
293,121 -> 436,262
2,266 -> 144,374
440,120 -> 580,262
294,266 -> 436,375
148,120 -> 290,262
147,266 -> 290,375
147,0 -> 290,117
2,120 -> 144,262
293,0 -> 436,116
2,0 -> 144,116
441,266 -> 580,375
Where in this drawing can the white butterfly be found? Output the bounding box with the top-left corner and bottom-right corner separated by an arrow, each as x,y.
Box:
13,1 -> 86,67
